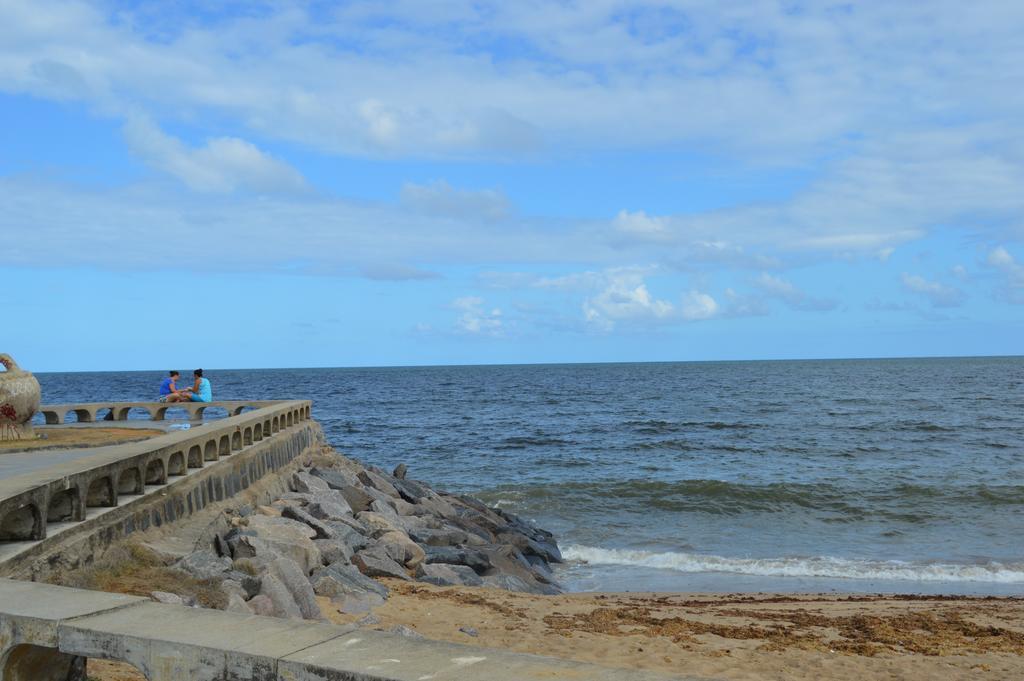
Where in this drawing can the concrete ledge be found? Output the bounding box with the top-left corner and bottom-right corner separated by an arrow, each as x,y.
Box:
0,579 -> 696,681
0,422 -> 322,579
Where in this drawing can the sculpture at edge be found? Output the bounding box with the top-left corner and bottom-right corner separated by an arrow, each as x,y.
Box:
0,354 -> 41,441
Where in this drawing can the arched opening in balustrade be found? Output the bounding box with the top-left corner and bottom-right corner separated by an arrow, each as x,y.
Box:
272,416 -> 279,433
243,427 -> 253,446
63,408 -> 93,424
0,644 -> 84,681
168,452 -> 185,476
204,440 -> 218,461
305,405 -> 310,419
263,419 -> 271,437
111,406 -> 133,421
253,423 -> 262,441
46,488 -> 79,522
0,503 -> 41,540
94,407 -> 113,422
231,431 -> 242,451
202,405 -> 229,420
117,468 -> 142,496
219,435 -> 230,457
286,412 -> 293,427
187,445 -> 203,468
86,477 -> 116,507
145,458 -> 166,485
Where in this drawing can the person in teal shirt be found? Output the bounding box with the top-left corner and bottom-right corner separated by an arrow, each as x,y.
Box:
187,368 -> 213,403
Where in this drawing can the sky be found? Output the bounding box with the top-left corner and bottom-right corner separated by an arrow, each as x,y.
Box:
2,1 -> 1023,372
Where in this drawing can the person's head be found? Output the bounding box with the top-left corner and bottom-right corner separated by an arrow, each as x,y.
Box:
169,370 -> 179,379
194,368 -> 203,378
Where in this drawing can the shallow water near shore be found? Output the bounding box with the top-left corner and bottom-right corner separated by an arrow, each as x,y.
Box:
34,356 -> 1024,596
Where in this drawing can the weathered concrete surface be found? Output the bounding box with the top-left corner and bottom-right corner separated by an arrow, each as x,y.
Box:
0,579 -> 697,681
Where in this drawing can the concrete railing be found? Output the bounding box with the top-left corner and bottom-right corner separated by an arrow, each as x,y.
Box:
0,400 -> 312,544
36,400 -> 296,424
0,579 -> 683,681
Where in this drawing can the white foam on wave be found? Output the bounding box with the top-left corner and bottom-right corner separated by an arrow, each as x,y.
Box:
563,545 -> 1024,583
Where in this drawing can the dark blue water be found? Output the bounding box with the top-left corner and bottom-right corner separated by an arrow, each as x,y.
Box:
33,357 -> 1024,594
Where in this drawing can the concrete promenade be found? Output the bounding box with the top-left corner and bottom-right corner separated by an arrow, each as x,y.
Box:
0,400 -> 311,548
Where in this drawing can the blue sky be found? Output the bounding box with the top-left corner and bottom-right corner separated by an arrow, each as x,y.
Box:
2,1 -> 1022,372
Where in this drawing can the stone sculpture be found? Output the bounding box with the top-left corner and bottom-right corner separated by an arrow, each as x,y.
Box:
0,354 -> 40,441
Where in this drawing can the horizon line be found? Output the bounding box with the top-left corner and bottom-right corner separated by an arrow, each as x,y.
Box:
29,352 -> 1024,374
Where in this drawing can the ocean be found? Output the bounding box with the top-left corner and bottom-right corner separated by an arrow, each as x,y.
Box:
32,357 -> 1024,595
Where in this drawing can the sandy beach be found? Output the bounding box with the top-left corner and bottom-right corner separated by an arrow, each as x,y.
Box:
322,583 -> 1024,680
90,582 -> 1024,680
83,582 -> 1024,681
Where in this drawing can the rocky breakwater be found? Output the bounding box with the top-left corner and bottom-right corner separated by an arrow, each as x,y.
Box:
172,455 -> 562,621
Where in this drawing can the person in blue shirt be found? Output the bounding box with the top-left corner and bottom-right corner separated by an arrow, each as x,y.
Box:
187,368 -> 213,403
158,371 -> 189,402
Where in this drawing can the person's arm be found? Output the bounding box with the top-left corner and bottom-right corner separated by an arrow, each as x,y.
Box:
193,377 -> 202,392
168,378 -> 178,394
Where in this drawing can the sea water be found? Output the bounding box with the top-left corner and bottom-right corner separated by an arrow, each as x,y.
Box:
34,357 -> 1024,595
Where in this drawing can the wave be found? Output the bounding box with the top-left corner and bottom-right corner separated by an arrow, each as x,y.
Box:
478,479 -> 1024,516
563,545 -> 1024,584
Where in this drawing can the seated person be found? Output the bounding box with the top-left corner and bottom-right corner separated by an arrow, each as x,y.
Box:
158,371 -> 189,402
188,368 -> 213,403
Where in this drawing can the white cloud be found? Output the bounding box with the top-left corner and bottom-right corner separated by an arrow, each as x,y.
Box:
400,180 -> 510,221
580,269 -> 718,329
613,210 -> 667,238
901,273 -> 966,308
754,273 -> 838,312
986,246 -> 1024,303
123,116 -> 307,194
453,296 -> 504,335
680,290 -> 719,321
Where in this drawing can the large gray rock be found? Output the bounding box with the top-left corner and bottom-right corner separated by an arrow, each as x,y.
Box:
247,594 -> 275,617
239,516 -> 319,573
414,494 -> 459,520
311,562 -> 389,600
407,526 -> 472,547
266,556 -> 323,620
314,538 -> 354,566
392,463 -> 408,480
175,550 -> 232,581
292,471 -> 330,494
258,573 -> 303,619
422,546 -> 492,574
306,498 -> 353,521
356,511 -> 404,538
391,478 -> 431,503
357,470 -> 401,498
377,530 -> 426,569
415,563 -> 483,587
309,467 -> 359,490
369,498 -> 401,519
225,593 -> 253,615
352,546 -> 411,580
336,484 -> 375,513
324,524 -> 372,554
281,504 -> 337,540
233,534 -> 321,576
150,591 -> 184,605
